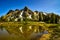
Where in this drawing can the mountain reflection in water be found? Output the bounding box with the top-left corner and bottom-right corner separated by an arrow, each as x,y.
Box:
0,25 -> 48,40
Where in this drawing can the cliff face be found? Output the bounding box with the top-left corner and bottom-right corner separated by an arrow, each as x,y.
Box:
0,6 -> 60,23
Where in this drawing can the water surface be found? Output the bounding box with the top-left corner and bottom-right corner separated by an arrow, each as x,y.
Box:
0,25 -> 48,40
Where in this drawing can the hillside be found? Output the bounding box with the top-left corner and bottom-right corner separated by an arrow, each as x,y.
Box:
0,6 -> 60,24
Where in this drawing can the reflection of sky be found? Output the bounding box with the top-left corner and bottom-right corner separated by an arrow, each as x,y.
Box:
0,28 -> 9,36
0,0 -> 60,16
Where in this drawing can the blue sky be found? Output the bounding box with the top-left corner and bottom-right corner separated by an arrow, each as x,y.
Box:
0,0 -> 60,16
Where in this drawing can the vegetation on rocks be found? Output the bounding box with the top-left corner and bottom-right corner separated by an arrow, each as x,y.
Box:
0,6 -> 60,24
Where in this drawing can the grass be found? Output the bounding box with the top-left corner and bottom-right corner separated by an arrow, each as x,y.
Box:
0,22 -> 59,28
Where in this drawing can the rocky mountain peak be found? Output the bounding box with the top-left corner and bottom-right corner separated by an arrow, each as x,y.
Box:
0,7 -> 60,24
24,6 -> 29,11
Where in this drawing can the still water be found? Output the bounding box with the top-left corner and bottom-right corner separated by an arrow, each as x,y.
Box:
0,25 -> 48,40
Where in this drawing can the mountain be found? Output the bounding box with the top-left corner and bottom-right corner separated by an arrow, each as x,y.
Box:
0,6 -> 60,24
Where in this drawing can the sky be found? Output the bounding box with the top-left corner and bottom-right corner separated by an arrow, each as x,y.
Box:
0,0 -> 60,17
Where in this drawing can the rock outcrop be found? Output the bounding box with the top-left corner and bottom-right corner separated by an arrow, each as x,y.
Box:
0,6 -> 60,24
